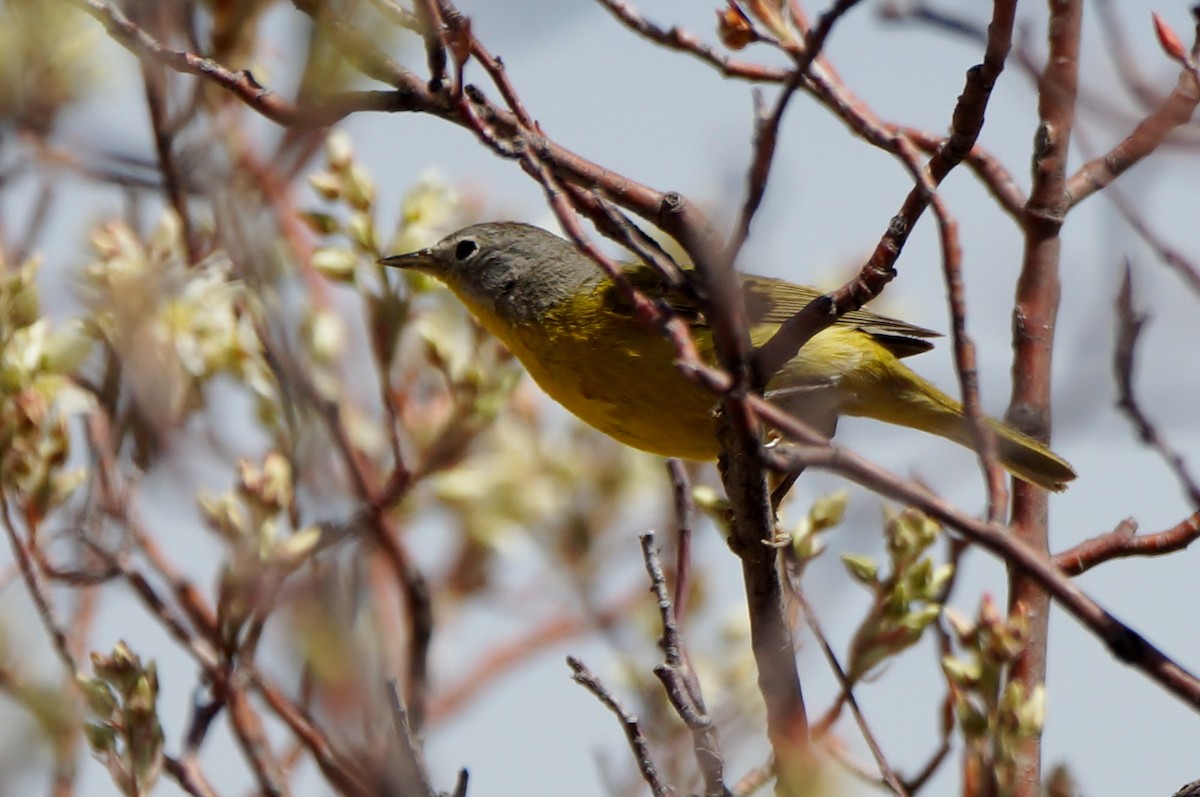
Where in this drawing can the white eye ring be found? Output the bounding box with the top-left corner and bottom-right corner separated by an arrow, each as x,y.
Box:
454,239 -> 479,261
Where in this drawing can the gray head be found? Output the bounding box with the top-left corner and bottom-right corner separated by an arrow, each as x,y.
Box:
379,222 -> 601,322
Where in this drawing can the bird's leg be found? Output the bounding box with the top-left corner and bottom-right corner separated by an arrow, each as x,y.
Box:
770,465 -> 804,510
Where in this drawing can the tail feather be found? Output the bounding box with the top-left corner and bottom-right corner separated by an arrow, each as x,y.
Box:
847,367 -> 1077,492
983,418 -> 1076,492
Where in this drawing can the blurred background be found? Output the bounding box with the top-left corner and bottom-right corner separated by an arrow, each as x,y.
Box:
1,1 -> 1198,795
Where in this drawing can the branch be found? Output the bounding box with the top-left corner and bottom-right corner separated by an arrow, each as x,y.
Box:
387,681 -> 440,797
726,0 -> 865,274
595,0 -> 790,82
1065,71 -> 1200,207
74,0 -> 408,127
759,434 -> 1200,711
1006,1 -> 1082,792
1100,178 -> 1200,297
665,459 -> 695,620
640,532 -> 725,797
1112,265 -> 1200,509
1054,513 -> 1200,576
897,126 -> 1027,221
0,498 -> 81,675
567,657 -> 674,797
753,0 -> 1018,390
797,591 -> 907,796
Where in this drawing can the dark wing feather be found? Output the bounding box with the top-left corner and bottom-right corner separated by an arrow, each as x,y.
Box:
616,265 -> 940,359
740,275 -> 941,359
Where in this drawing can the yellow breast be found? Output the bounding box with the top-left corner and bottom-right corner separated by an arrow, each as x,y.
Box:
449,281 -> 880,461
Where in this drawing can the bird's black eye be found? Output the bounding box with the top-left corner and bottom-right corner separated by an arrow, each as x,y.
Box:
454,239 -> 478,261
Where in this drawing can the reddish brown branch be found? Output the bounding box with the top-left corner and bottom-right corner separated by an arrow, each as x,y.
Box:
1006,1 -> 1082,793
596,0 -> 790,82
412,0 -> 448,91
1054,513 -> 1200,576
727,0 -> 864,283
1065,72 -> 1200,208
0,501 -> 80,676
163,755 -> 220,797
137,17 -> 201,264
926,184 -> 1007,520
899,126 -> 1027,220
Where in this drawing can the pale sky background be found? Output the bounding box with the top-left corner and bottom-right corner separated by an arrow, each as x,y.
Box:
7,1 -> 1200,795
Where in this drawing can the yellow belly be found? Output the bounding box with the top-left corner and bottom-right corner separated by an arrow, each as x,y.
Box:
454,285 -> 873,460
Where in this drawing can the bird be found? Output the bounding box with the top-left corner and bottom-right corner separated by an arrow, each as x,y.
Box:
380,222 -> 1075,491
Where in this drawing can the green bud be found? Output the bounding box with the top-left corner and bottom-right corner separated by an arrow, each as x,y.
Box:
954,695 -> 989,738
84,722 -> 118,754
79,677 -> 118,717
941,654 -> 982,686
41,320 -> 94,373
259,451 -> 292,510
900,604 -> 942,634
347,211 -> 376,252
1015,684 -> 1046,735
809,490 -> 848,530
311,247 -> 359,282
942,606 -> 975,642
276,525 -> 322,566
344,165 -> 375,211
299,211 -> 341,236
308,171 -> 342,200
6,271 -> 41,329
841,553 -> 878,585
325,130 -> 353,172
198,492 -> 247,540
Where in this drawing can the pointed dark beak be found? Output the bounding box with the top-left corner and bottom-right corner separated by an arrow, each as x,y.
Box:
378,248 -> 436,272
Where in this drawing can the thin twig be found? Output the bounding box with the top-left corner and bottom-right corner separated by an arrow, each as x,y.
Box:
665,460 -> 694,621
1101,178 -> 1200,297
595,0 -> 790,83
0,498 -> 80,676
386,680 -> 439,797
139,49 -> 201,263
412,0 -> 448,91
76,0 -> 410,127
639,532 -> 725,797
567,657 -> 675,797
163,755 -> 221,797
1112,264 -> 1200,509
796,591 -> 908,796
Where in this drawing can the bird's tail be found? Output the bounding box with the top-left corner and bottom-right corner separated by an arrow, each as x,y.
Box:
846,367 -> 1077,492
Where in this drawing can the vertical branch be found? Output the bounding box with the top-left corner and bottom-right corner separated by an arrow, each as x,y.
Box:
135,6 -> 201,264
1008,2 -> 1082,795
665,459 -> 695,620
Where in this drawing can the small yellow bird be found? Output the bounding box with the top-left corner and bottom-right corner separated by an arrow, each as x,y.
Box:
381,222 -> 1075,491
